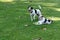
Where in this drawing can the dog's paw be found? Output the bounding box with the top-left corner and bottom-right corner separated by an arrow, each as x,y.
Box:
33,22 -> 42,25
31,19 -> 33,21
31,20 -> 33,21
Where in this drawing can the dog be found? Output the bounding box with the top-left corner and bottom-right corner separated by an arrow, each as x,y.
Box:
33,16 -> 53,25
28,5 -> 42,21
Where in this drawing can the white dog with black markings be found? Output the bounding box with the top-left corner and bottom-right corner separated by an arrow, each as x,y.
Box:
33,16 -> 53,25
28,5 -> 42,21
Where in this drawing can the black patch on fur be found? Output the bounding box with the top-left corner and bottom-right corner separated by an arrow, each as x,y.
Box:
44,19 -> 47,23
37,14 -> 39,16
48,20 -> 50,22
35,10 -> 39,16
35,10 -> 37,13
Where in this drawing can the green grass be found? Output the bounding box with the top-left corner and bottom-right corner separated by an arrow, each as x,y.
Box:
0,0 -> 60,40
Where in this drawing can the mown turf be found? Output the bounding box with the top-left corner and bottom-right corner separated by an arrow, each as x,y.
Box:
0,0 -> 60,40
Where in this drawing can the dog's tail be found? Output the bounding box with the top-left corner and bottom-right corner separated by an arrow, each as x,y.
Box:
38,5 -> 41,10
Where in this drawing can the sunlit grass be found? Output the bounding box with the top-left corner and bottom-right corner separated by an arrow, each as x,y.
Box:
49,7 -> 60,11
0,0 -> 14,2
41,2 -> 57,7
47,6 -> 60,11
30,2 -> 57,7
48,17 -> 60,21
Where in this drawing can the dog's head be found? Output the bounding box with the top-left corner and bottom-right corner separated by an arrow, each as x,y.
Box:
28,6 -> 33,12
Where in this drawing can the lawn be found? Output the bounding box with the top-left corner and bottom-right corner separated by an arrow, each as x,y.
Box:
0,0 -> 60,40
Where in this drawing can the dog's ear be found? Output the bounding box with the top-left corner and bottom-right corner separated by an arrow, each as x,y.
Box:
31,7 -> 33,9
28,5 -> 33,9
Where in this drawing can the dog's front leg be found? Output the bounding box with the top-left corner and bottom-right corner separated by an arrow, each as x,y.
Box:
33,14 -> 36,20
30,14 -> 33,21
